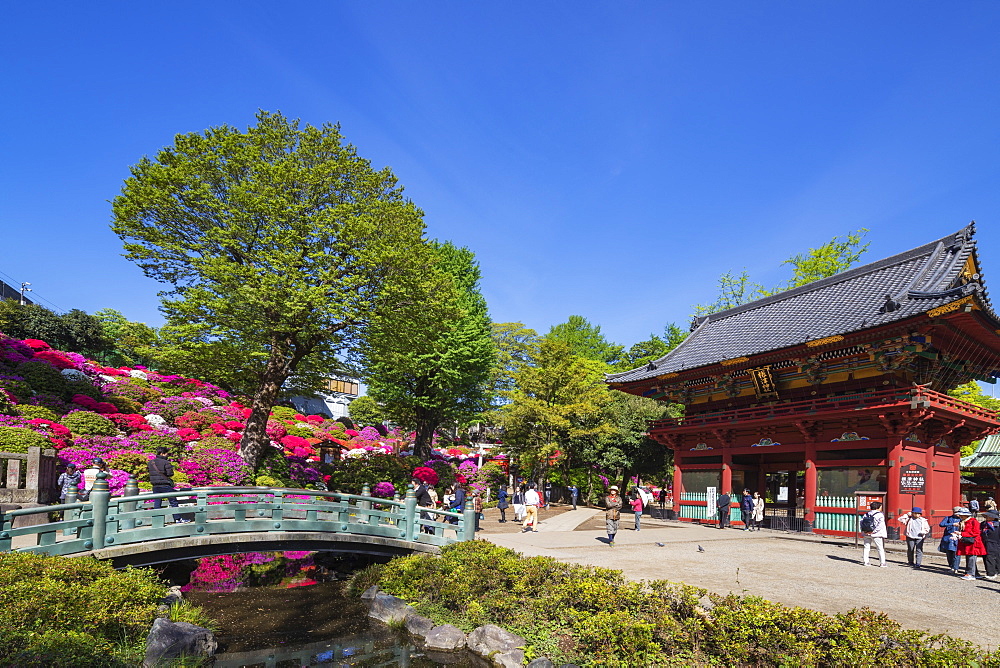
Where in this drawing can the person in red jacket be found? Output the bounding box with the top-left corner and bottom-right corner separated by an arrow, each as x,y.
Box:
956,508 -> 987,580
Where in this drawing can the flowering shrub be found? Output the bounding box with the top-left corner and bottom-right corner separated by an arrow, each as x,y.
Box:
411,466 -> 440,486
373,481 -> 396,498
179,448 -> 249,486
61,411 -> 117,436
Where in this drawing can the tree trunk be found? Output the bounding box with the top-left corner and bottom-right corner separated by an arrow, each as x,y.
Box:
413,407 -> 437,462
239,345 -> 294,470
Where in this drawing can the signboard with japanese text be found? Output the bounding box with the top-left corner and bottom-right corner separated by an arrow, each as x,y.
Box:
706,487 -> 717,517
748,366 -> 778,399
899,463 -> 927,495
855,491 -> 887,511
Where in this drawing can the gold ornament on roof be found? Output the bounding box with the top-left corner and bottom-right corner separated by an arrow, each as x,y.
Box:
805,334 -> 845,348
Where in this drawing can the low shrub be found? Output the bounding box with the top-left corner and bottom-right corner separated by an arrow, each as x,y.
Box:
0,552 -> 164,667
0,425 -> 51,453
15,403 -> 61,422
16,360 -> 66,396
64,378 -> 102,402
372,541 -> 993,667
104,395 -> 144,414
61,410 -> 117,436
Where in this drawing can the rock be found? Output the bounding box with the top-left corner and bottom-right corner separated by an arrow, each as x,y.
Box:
494,649 -> 527,667
526,659 -> 555,668
369,592 -> 412,623
360,584 -> 380,601
405,614 -> 435,638
697,594 -> 715,611
424,624 -> 467,651
467,624 -> 527,659
144,617 -> 217,667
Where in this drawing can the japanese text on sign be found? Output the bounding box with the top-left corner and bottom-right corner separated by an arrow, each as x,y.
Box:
899,463 -> 926,495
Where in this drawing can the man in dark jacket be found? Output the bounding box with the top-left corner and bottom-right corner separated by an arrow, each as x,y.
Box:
717,491 -> 732,529
148,447 -> 187,523
740,489 -> 754,531
981,510 -> 1000,580
412,478 -> 434,533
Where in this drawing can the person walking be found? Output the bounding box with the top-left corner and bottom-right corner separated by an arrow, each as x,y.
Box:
898,507 -> 931,569
956,508 -> 986,580
605,486 -> 622,546
148,447 -> 187,524
630,489 -> 643,531
56,463 -> 82,503
969,497 -> 980,516
860,501 -> 887,567
522,483 -> 541,532
512,486 -> 526,522
939,506 -> 964,573
658,487 -> 667,511
472,490 -> 483,532
750,491 -> 765,531
980,509 -> 1000,580
412,477 -> 435,533
985,496 -> 998,513
568,484 -> 579,510
740,489 -> 753,531
716,490 -> 731,529
497,485 -> 509,522
544,481 -> 552,508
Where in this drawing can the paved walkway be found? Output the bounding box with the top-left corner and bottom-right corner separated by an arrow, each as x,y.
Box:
481,513 -> 999,649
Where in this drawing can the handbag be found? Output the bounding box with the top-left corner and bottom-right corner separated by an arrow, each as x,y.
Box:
960,536 -> 975,545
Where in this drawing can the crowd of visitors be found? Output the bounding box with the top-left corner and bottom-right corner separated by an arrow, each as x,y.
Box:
860,501 -> 1000,579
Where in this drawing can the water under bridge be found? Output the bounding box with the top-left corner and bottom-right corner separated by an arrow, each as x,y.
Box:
0,474 -> 475,567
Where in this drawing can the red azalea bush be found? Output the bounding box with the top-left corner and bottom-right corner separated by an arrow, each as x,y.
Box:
32,350 -> 75,369
411,466 -> 439,486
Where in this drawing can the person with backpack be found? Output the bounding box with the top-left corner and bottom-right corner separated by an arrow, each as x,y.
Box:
898,507 -> 931,569
939,506 -> 964,573
496,485 -> 509,523
956,508 -> 986,580
969,497 -> 980,515
860,501 -> 887,567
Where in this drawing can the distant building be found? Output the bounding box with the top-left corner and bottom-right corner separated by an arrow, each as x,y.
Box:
290,377 -> 361,419
0,278 -> 33,305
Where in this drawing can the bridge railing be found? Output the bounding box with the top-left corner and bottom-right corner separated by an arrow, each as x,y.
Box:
0,475 -> 477,557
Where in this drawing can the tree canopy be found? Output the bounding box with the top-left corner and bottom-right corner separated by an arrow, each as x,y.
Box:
364,241 -> 496,459
546,315 -> 624,368
111,110 -> 432,468
0,301 -> 111,358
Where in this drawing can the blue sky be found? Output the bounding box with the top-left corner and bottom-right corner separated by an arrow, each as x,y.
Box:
2,3 -> 999,349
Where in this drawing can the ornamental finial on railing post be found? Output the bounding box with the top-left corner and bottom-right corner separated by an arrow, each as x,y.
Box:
120,474 -> 139,530
403,488 -> 417,542
89,471 -> 111,551
461,499 -> 477,541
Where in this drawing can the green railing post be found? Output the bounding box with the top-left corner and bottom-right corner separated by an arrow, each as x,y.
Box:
89,471 -> 110,550
63,487 -> 79,535
461,500 -> 477,541
404,489 -> 417,541
120,474 -> 139,530
360,485 -> 371,524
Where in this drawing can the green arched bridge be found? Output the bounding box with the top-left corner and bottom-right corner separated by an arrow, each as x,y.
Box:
0,475 -> 474,567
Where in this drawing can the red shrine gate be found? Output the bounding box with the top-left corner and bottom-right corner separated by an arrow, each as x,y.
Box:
609,224 -> 1000,535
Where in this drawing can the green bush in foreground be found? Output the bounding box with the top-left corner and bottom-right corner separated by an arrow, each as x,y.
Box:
370,541 -> 995,667
0,552 -> 165,667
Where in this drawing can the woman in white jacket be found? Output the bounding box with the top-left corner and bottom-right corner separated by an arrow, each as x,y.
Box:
861,501 -> 888,567
898,507 -> 932,569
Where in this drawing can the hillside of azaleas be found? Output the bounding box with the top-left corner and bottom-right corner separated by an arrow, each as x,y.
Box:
0,334 -> 503,497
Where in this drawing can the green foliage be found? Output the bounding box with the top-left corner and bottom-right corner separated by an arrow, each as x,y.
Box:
93,308 -> 159,368
134,432 -> 186,458
546,315 -> 623,368
107,450 -> 151,481
346,562 -> 385,597
0,303 -> 112,359
15,404 -> 61,422
269,406 -> 300,421
950,382 -> 1000,456
616,323 -> 688,372
348,395 -> 383,426
321,454 -> 424,493
0,390 -> 16,416
104,394 -> 144,414
502,339 -> 612,472
64,378 -> 102,402
255,474 -> 282,487
373,541 -> 990,667
0,425 -> 51,452
168,601 -> 218,632
16,359 -> 66,396
693,269 -> 773,317
0,552 -> 164,667
783,228 -> 870,289
489,322 -> 540,402
366,241 -> 496,458
0,377 -> 33,403
61,410 -> 117,436
111,110 -> 433,469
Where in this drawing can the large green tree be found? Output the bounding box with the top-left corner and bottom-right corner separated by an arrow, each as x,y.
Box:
546,315 -> 624,368
502,338 -> 611,477
364,242 -> 496,460
111,110 -> 432,468
0,302 -> 111,358
93,308 -> 159,368
488,322 -> 539,402
616,323 -> 687,372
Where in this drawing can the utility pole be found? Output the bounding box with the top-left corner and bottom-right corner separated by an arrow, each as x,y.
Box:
19,282 -> 31,305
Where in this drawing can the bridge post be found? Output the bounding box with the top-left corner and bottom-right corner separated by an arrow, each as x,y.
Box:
461,500 -> 477,541
360,484 -> 371,524
63,486 -> 79,535
120,475 -> 139,530
404,489 -> 417,541
89,471 -> 110,550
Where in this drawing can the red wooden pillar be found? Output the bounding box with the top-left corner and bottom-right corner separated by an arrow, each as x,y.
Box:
804,444 -> 817,524
887,437 -> 904,521
672,463 -> 683,512
721,453 -> 733,494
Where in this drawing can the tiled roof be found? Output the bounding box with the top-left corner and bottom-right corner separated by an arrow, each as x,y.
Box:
962,433 -> 1000,469
610,224 -> 992,383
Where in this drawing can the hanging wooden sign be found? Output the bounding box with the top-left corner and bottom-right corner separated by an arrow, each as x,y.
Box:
748,366 -> 778,400
899,463 -> 927,495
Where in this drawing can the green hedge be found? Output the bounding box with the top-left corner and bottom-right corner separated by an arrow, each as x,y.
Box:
0,552 -> 165,667
61,410 -> 117,436
0,425 -> 51,453
370,541 -> 993,667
